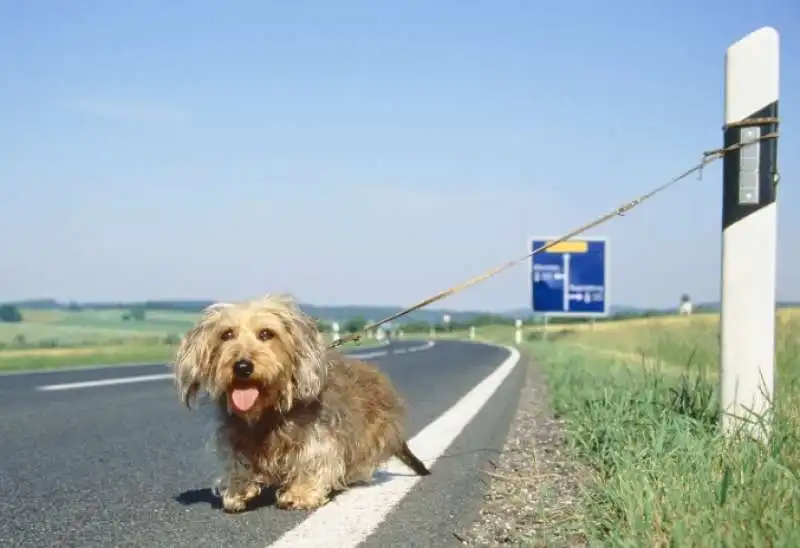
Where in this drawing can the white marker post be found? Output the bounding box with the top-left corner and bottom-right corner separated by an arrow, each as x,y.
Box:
514,319 -> 523,345
720,27 -> 780,440
332,321 -> 341,343
469,326 -> 476,340
562,252 -> 571,312
443,314 -> 451,333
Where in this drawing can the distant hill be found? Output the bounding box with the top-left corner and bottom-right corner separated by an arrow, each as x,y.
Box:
6,298 -> 800,325
3,298 -> 518,325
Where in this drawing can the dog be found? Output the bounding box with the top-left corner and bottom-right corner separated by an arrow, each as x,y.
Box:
171,293 -> 430,512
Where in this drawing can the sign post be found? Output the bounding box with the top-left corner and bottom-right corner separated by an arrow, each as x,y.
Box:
719,27 -> 779,441
530,237 -> 610,321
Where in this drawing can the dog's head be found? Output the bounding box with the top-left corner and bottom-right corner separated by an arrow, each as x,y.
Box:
171,293 -> 328,421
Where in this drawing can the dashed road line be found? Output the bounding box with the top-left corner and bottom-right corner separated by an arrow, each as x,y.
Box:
37,374 -> 174,391
35,341 -> 437,392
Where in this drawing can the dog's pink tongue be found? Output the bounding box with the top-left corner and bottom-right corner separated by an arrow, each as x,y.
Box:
231,387 -> 259,412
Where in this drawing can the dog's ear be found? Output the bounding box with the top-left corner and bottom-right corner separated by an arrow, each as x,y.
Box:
281,303 -> 328,402
172,307 -> 220,409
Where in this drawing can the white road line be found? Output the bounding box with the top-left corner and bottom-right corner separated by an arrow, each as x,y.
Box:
1,340 -> 399,379
34,341 -> 437,392
0,360 -> 169,377
345,340 -> 434,360
37,374 -> 173,391
349,350 -> 389,359
269,344 -> 522,548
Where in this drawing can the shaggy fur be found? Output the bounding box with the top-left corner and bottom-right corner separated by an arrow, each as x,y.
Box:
171,294 -> 430,512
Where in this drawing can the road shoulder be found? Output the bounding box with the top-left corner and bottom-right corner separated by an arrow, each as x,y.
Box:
456,348 -> 589,546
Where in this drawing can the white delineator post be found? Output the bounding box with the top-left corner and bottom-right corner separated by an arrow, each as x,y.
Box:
719,27 -> 780,439
469,326 -> 476,340
514,319 -> 523,345
332,321 -> 341,343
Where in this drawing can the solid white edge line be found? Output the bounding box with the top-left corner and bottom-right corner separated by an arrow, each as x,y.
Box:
269,343 -> 522,548
34,341 -> 437,391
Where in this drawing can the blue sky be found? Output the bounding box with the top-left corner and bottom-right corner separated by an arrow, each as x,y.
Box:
1,1 -> 797,311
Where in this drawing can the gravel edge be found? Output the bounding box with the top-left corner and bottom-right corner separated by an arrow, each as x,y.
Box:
454,350 -> 590,547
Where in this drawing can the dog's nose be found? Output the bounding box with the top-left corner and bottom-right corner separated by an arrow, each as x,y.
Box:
233,360 -> 254,379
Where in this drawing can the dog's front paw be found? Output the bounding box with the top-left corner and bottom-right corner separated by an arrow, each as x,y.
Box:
276,486 -> 330,510
221,483 -> 261,513
222,494 -> 248,513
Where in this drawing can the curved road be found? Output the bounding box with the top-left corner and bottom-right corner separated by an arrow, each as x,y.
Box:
0,339 -> 524,547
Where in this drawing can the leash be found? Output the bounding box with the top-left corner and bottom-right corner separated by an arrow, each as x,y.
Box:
328,122 -> 779,350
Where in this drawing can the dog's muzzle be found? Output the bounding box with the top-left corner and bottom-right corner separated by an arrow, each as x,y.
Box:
233,359 -> 254,379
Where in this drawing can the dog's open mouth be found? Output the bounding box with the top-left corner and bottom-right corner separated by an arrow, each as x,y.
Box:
230,386 -> 260,413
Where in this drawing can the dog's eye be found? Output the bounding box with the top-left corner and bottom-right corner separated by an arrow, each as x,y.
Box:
220,328 -> 234,341
257,328 -> 274,341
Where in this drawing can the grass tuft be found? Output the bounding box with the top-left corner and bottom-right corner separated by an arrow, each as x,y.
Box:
461,308 -> 800,546
523,310 -> 800,546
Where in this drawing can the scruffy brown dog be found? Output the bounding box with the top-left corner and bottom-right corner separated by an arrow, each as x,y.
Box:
171,294 -> 430,512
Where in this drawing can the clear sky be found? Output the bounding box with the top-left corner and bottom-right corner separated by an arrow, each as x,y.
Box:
1,1 -> 797,311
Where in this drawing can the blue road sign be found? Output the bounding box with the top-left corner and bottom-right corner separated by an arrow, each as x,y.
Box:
530,237 -> 609,317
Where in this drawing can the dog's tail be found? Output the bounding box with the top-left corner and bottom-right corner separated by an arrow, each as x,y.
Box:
395,441 -> 431,476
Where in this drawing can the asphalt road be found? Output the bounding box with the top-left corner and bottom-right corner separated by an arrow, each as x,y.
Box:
0,339 -> 525,548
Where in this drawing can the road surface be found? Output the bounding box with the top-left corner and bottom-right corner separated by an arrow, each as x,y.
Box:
0,339 -> 524,547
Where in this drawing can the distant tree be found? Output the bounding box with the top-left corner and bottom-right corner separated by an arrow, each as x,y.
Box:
66,301 -> 83,311
0,304 -> 23,323
122,307 -> 146,321
163,333 -> 181,345
315,318 -> 331,333
402,320 -> 431,333
343,316 -> 367,334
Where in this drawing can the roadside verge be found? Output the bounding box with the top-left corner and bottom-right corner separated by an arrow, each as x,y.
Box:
456,345 -> 589,546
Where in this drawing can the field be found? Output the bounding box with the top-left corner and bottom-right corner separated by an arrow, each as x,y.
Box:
0,309 -> 381,372
454,308 -> 800,546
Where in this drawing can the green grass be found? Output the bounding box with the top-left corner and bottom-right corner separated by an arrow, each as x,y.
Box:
0,309 -> 193,350
0,322 -> 175,347
0,344 -> 177,372
465,311 -> 800,546
0,308 -> 386,372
